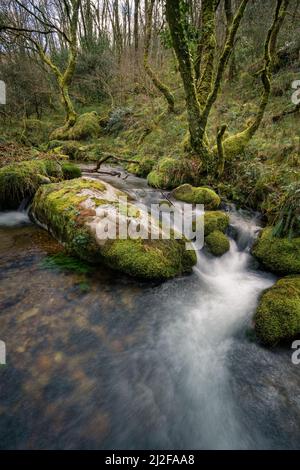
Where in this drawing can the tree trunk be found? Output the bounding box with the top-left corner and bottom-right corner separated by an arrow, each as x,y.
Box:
144,0 -> 175,113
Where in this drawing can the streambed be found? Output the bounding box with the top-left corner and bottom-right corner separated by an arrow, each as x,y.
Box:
0,168 -> 299,449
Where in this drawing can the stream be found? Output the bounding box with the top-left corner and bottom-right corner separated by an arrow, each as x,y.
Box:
0,168 -> 300,450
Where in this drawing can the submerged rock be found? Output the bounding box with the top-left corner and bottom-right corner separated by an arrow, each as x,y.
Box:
31,177 -> 197,280
255,276 -> 300,346
205,230 -> 230,257
252,227 -> 300,275
0,160 -> 80,210
172,184 -> 220,210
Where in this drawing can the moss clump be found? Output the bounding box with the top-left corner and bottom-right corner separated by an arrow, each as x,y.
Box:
127,156 -> 156,178
61,162 -> 82,180
204,211 -> 229,236
32,177 -> 197,280
50,112 -> 100,141
147,157 -> 202,190
205,230 -> 230,256
254,276 -> 300,346
172,184 -> 221,210
101,238 -> 196,280
0,160 -> 63,210
252,227 -> 300,275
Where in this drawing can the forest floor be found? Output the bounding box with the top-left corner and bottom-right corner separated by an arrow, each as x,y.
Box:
0,64 -> 299,226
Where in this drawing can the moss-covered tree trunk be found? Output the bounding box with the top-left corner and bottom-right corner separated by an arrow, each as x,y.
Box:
195,0 -> 217,109
165,0 -> 209,159
165,0 -> 248,164
36,0 -> 80,128
144,0 -> 175,113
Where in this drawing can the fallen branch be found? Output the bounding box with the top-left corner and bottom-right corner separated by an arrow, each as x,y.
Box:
94,153 -> 140,171
272,102 -> 300,122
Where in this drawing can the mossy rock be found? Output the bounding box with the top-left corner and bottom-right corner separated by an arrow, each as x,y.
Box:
147,157 -> 202,190
61,162 -> 82,180
204,211 -> 229,236
172,184 -> 221,210
50,112 -> 100,141
254,276 -> 300,346
127,156 -> 156,178
252,227 -> 300,275
205,230 -> 230,257
0,160 -> 63,210
31,177 -> 197,280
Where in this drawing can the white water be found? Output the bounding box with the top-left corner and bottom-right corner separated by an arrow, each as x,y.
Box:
0,210 -> 30,227
153,210 -> 276,449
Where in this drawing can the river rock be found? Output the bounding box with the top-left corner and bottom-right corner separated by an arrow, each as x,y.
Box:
31,177 -> 197,280
205,230 -> 230,256
0,159 -> 81,210
172,184 -> 220,210
255,276 -> 300,346
252,227 -> 300,275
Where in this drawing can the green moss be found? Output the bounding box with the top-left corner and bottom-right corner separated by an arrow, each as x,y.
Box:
41,253 -> 94,274
213,129 -> 251,160
147,157 -> 202,190
204,211 -> 230,235
22,119 -> 53,146
50,112 -> 100,141
0,160 -> 63,210
101,238 -> 196,280
172,184 -> 221,209
255,276 -> 300,346
32,177 -> 197,280
252,227 -> 300,275
205,230 -> 230,256
47,140 -> 64,150
127,156 -> 156,177
61,162 -> 82,179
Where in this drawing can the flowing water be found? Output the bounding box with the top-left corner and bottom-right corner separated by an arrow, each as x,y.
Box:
0,168 -> 300,450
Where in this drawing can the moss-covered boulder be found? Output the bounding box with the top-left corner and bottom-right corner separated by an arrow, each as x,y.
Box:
255,276 -> 300,346
0,160 -> 81,210
172,184 -> 221,210
252,227 -> 300,275
204,211 -> 229,236
50,112 -> 100,141
31,177 -> 197,280
205,230 -> 230,257
61,162 -> 82,180
147,157 -> 202,190
127,156 -> 155,178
